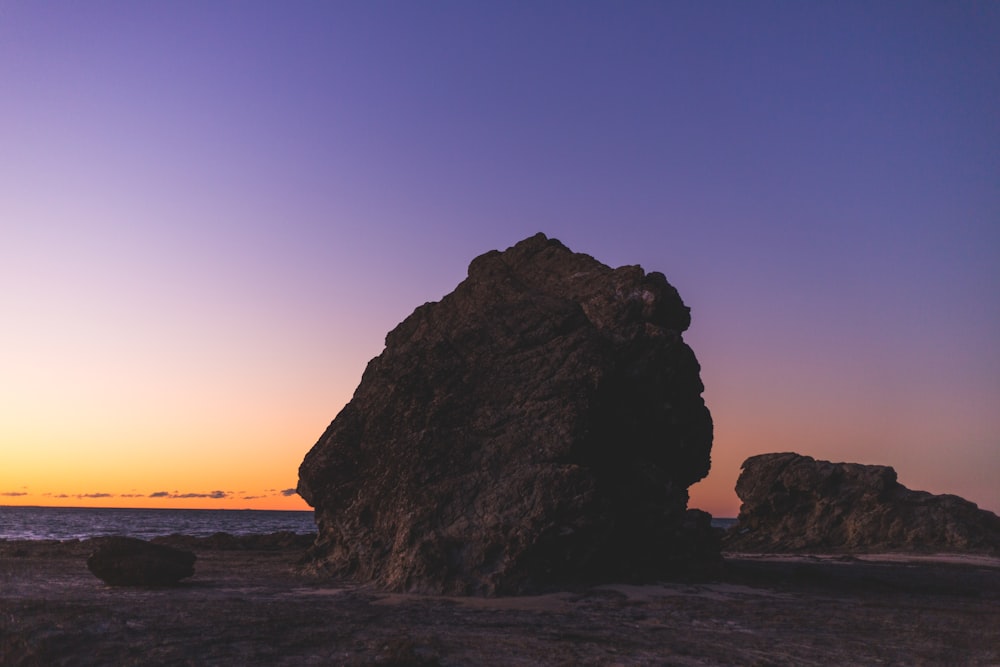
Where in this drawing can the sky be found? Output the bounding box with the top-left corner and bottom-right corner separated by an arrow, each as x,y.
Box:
1,2 -> 998,516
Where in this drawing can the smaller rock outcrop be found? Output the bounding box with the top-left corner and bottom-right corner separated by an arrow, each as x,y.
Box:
724,452 -> 1000,554
87,536 -> 196,586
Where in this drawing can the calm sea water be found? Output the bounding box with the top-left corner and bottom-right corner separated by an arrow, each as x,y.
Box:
1,506 -> 733,541
711,517 -> 737,530
0,506 -> 316,541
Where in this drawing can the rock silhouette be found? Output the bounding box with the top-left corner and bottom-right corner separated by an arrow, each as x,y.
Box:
725,452 -> 1000,554
87,536 -> 195,586
298,233 -> 715,595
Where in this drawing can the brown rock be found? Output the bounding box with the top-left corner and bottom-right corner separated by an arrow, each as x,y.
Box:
86,536 -> 195,586
725,452 -> 1000,554
298,233 -> 715,595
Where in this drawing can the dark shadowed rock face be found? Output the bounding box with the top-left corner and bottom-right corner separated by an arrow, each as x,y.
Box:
87,536 -> 195,586
725,452 -> 1000,554
298,233 -> 715,595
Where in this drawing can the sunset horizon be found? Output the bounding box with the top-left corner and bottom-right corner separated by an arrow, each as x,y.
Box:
3,3 -> 997,520
4,5 -> 998,661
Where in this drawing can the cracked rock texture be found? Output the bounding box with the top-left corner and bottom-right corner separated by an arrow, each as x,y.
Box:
297,233 -> 715,595
725,452 -> 1000,554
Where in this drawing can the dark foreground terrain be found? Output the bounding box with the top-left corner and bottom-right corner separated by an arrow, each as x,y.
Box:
2,537 -> 999,666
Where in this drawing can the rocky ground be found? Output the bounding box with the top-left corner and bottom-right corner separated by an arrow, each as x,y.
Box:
3,536 -> 1000,666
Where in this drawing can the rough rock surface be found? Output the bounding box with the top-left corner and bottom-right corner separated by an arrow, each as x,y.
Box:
298,233 -> 715,595
725,452 -> 1000,554
87,536 -> 196,586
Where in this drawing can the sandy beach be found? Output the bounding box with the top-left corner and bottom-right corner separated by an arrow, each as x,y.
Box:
2,536 -> 999,666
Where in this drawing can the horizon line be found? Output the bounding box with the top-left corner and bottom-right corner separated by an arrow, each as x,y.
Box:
0,503 -> 314,513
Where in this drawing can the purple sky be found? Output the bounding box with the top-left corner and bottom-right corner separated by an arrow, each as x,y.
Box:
2,2 -> 998,514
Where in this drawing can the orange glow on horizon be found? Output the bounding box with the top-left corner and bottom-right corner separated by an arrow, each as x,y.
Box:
0,490 -> 311,512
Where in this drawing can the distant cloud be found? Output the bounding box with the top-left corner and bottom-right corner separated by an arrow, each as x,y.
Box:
25,487 -> 289,504
145,490 -> 230,499
145,490 -> 231,499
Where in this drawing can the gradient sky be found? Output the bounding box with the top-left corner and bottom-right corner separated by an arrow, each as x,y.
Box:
2,2 -> 998,515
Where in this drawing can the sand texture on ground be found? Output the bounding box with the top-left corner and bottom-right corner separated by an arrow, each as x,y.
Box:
2,538 -> 999,666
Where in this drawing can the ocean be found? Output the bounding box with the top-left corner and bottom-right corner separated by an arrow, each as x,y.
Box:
0,506 -> 316,541
0,505 -> 735,541
710,517 -> 737,531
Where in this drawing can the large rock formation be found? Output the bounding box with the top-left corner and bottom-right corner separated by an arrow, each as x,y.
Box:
725,452 -> 1000,554
298,233 -> 715,595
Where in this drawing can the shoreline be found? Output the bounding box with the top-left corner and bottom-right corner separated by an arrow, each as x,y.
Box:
3,537 -> 1000,665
